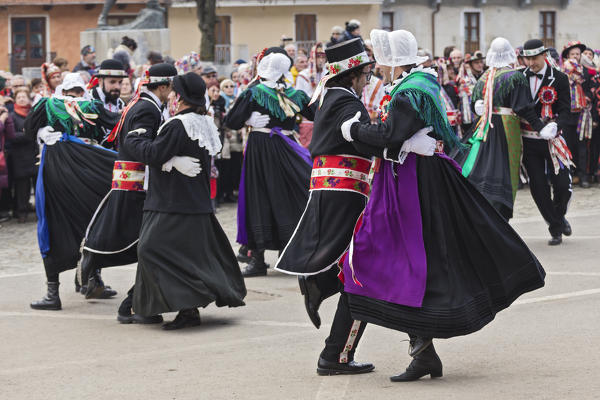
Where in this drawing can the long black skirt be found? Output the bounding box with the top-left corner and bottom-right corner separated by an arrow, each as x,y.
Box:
80,189 -> 145,281
275,190 -> 366,275
37,141 -> 116,275
452,114 -> 519,219
133,211 -> 246,317
242,131 -> 311,251
346,155 -> 545,339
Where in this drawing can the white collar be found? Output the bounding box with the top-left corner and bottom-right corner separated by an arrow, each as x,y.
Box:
329,86 -> 358,98
141,87 -> 163,107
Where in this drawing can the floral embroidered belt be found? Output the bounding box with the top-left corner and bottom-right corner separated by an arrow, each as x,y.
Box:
446,109 -> 461,126
111,160 -> 145,192
310,155 -> 372,197
493,106 -> 516,116
520,120 -> 541,139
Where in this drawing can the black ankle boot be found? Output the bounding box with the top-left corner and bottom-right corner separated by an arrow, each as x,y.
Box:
74,273 -> 81,293
162,308 -> 202,330
390,341 -> 443,382
31,282 -> 62,310
408,335 -> 432,357
236,245 -> 251,263
242,249 -> 269,277
85,270 -> 117,299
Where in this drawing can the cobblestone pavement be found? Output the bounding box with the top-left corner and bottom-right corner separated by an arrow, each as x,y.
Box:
1,186 -> 599,399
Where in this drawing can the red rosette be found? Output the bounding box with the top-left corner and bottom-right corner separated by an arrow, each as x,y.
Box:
539,86 -> 557,119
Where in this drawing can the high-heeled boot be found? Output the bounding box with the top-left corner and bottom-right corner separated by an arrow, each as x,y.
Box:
390,340 -> 443,382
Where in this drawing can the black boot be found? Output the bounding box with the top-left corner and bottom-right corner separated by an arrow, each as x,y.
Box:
408,335 -> 432,357
74,273 -> 81,293
390,340 -> 443,382
242,249 -> 269,277
85,270 -> 117,299
30,282 -> 62,310
236,245 -> 251,263
298,276 -> 323,329
562,218 -> 572,236
548,234 -> 562,246
162,308 -> 202,330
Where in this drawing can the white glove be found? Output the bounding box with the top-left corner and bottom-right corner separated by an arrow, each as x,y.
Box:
474,100 -> 485,116
163,156 -> 202,177
341,111 -> 362,142
245,111 -> 270,128
540,122 -> 558,140
397,127 -> 436,164
37,126 -> 62,145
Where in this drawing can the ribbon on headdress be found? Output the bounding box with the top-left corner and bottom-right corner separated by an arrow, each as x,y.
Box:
472,67 -> 497,141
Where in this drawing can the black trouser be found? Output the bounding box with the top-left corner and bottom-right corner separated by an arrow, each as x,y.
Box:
215,158 -> 233,199
562,118 -> 586,177
587,126 -> 600,181
13,176 -> 34,217
230,151 -> 243,191
319,292 -> 367,363
522,138 -> 572,237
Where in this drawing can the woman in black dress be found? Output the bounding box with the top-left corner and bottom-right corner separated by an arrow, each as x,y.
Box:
126,72 -> 246,330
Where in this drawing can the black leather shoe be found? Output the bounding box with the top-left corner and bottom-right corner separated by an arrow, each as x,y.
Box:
30,282 -> 62,310
162,309 -> 202,330
409,337 -> 432,357
548,235 -> 562,246
390,343 -> 443,382
562,218 -> 572,236
117,310 -> 163,324
236,245 -> 252,263
317,358 -> 375,376
298,276 -> 323,329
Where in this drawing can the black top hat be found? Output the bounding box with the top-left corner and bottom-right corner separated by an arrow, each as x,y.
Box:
145,63 -> 178,85
561,41 -> 587,59
325,38 -> 375,78
96,59 -> 127,78
173,72 -> 206,107
522,39 -> 549,57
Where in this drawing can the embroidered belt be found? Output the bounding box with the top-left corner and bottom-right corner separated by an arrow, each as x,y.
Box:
493,107 -> 516,116
310,155 -> 372,197
446,110 -> 461,126
111,160 -> 145,192
520,121 -> 574,174
252,127 -> 297,136
520,120 -> 542,139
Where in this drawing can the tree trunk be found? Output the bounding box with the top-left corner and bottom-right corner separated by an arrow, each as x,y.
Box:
195,0 -> 216,61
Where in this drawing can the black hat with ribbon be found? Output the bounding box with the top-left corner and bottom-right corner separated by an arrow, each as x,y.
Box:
309,38 -> 374,105
173,72 -> 206,107
522,39 -> 549,57
96,59 -> 127,78
144,63 -> 178,85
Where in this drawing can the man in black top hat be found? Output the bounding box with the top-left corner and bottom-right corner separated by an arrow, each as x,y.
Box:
521,39 -> 574,246
276,38 -> 435,376
91,59 -> 128,113
80,64 -> 200,321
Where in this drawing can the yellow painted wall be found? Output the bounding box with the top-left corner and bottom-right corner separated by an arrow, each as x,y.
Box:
169,4 -> 380,61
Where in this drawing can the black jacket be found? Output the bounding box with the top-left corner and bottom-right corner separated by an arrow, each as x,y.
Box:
310,87 -> 389,158
118,93 -> 164,161
125,109 -> 213,214
8,111 -> 37,179
523,66 -> 571,131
